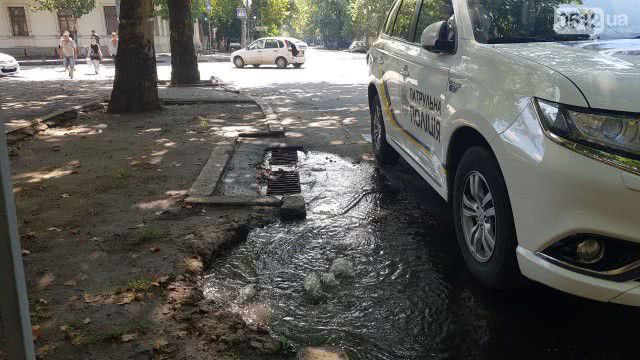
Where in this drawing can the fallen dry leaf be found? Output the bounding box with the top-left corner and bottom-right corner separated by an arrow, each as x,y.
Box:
83,293 -> 100,303
21,249 -> 31,256
149,246 -> 160,253
32,325 -> 43,341
154,337 -> 169,349
60,193 -> 70,198
36,345 -> 50,359
117,292 -> 135,305
46,227 -> 62,232
121,333 -> 138,342
64,280 -> 77,287
82,317 -> 91,325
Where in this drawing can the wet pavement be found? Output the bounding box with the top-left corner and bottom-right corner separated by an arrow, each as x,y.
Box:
205,151 -> 640,360
198,49 -> 640,359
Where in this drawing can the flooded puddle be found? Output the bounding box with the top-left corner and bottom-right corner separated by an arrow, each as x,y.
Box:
204,152 -> 640,359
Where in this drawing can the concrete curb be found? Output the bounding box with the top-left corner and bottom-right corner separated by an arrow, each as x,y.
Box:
157,77 -> 223,87
184,195 -> 283,207
188,139 -> 238,197
6,100 -> 105,144
185,90 -> 288,207
241,91 -> 280,123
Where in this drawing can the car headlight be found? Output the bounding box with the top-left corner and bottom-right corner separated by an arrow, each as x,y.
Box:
535,99 -> 640,161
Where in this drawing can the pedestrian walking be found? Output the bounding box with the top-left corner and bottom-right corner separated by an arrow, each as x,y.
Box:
88,38 -> 103,74
59,31 -> 77,79
90,29 -> 101,45
108,32 -> 118,60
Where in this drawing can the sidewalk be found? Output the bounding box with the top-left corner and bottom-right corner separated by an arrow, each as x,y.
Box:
19,53 -> 231,67
5,85 -> 289,359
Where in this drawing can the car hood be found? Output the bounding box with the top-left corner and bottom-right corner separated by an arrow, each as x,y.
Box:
0,53 -> 16,62
495,39 -> 640,112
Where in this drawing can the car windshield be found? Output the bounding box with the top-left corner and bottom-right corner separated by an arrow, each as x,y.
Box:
467,0 -> 640,44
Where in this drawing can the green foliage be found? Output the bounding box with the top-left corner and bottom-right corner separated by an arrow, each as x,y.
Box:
154,0 -> 207,20
285,0 -> 389,46
251,0 -> 290,36
348,0 -> 389,42
33,0 -> 96,18
208,0 -> 243,40
286,0 -> 318,40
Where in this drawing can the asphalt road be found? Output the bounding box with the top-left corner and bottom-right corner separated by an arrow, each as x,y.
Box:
2,49 -> 370,148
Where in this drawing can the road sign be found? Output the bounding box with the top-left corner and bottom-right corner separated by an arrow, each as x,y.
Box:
255,26 -> 268,31
236,7 -> 247,19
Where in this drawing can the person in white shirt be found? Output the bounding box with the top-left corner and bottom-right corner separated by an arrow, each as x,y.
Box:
108,32 -> 118,59
59,31 -> 78,79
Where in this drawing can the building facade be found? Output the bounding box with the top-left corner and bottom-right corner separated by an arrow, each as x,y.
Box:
0,0 -> 177,58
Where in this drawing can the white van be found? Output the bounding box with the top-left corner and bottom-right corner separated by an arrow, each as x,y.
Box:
368,0 -> 640,305
231,37 -> 306,69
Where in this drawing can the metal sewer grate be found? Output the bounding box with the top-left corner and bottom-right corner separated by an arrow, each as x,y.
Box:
267,170 -> 301,195
269,147 -> 299,166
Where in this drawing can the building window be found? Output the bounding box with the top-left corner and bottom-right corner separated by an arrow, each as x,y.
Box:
8,7 -> 28,36
104,6 -> 118,34
58,14 -> 77,36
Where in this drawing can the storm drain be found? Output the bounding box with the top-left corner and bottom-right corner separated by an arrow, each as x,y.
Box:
266,169 -> 301,195
268,147 -> 299,166
262,147 -> 303,196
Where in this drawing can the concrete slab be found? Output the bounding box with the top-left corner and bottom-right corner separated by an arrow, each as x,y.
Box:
188,138 -> 237,197
219,138 -> 286,196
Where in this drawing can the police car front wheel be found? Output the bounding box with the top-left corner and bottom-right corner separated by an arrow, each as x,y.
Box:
370,94 -> 399,165
452,146 -> 522,289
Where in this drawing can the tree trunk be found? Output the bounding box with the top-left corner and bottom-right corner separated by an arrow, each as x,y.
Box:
108,0 -> 161,113
168,0 -> 200,85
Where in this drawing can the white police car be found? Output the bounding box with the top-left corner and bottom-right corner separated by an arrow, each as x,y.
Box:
368,0 -> 640,305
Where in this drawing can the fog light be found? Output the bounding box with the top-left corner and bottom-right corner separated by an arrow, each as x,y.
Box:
576,239 -> 604,264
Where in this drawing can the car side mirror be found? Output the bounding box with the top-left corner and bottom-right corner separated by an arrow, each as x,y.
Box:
421,21 -> 455,53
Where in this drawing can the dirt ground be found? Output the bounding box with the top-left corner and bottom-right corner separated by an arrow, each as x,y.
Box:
4,100 -> 293,359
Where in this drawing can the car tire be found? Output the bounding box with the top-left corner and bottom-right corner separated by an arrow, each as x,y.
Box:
252,64 -> 260,68
452,146 -> 523,289
233,56 -> 245,68
293,63 -> 303,69
370,93 -> 399,165
276,57 -> 288,69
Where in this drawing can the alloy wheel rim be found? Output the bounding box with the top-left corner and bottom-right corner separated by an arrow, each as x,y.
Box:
461,171 -> 497,263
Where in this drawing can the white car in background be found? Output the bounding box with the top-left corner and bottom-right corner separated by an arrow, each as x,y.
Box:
0,53 -> 20,76
369,0 -> 640,305
231,37 -> 306,69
